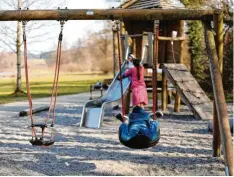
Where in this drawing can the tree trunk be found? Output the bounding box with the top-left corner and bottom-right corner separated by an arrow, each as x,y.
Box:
15,0 -> 22,93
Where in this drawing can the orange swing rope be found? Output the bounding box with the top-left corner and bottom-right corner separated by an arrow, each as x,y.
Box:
116,21 -> 126,121
23,20 -> 65,145
23,21 -> 37,139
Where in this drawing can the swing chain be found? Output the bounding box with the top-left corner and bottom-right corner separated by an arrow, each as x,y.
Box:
21,8 -> 29,41
22,21 -> 27,41
20,7 -> 29,39
114,20 -> 120,32
59,20 -> 65,41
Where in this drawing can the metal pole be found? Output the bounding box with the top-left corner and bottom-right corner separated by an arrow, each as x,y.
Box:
112,23 -> 117,77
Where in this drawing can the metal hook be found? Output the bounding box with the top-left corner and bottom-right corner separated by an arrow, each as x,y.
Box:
115,20 -> 120,31
57,7 -> 69,22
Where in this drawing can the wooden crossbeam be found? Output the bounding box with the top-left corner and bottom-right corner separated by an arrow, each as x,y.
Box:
0,9 -> 215,21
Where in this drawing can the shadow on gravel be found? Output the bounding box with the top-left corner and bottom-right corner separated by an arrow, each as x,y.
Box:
183,129 -> 210,135
23,152 -> 96,176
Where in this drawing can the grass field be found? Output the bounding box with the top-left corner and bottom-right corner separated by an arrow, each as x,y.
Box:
0,71 -> 232,105
0,72 -> 112,104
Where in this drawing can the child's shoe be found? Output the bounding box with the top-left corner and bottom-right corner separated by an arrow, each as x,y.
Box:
149,111 -> 164,119
115,113 -> 124,122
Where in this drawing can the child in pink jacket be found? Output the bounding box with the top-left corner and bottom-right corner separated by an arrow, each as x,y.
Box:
123,58 -> 148,108
116,58 -> 162,146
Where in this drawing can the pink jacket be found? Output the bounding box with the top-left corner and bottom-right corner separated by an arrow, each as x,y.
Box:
124,66 -> 146,89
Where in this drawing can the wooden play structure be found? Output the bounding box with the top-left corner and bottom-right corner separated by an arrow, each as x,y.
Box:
0,5 -> 232,175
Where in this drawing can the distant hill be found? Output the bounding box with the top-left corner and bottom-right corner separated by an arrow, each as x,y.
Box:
40,51 -> 55,60
27,53 -> 41,59
0,51 -> 41,59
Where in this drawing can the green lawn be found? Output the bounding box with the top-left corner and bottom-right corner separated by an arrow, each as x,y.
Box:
0,72 -> 112,104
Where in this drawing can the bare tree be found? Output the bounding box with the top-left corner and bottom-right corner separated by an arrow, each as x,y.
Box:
0,0 -> 67,94
84,21 -> 113,73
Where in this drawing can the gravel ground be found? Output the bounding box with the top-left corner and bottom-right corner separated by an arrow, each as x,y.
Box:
0,92 -> 232,176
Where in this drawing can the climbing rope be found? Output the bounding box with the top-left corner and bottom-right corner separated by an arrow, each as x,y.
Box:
116,21 -> 125,121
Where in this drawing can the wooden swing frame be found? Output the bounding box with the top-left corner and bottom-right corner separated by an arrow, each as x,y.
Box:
0,8 -> 232,175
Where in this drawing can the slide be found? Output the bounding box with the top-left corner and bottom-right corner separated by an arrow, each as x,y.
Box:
80,50 -> 131,128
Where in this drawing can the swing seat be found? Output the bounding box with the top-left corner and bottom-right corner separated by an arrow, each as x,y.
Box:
117,108 -> 162,149
30,138 -> 54,146
119,129 -> 160,149
30,124 -> 54,146
31,124 -> 47,129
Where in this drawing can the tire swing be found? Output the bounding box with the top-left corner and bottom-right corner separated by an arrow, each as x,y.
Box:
116,21 -> 160,149
22,20 -> 65,146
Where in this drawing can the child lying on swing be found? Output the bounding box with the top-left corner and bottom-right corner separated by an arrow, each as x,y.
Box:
116,106 -> 163,142
116,57 -> 163,142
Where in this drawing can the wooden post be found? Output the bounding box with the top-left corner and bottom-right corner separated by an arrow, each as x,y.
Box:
148,32 -> 153,67
124,34 -> 129,59
153,20 -> 159,114
212,106 -> 221,156
214,11 -> 224,74
174,20 -> 185,112
174,92 -> 181,112
160,22 -> 167,64
141,32 -> 148,64
162,70 -> 167,111
212,10 -> 224,157
203,21 -> 233,176
132,37 -> 136,56
134,32 -> 143,59
162,22 -> 168,110
128,36 -> 133,52
112,24 -> 117,77
179,20 -> 185,64
120,21 -> 126,61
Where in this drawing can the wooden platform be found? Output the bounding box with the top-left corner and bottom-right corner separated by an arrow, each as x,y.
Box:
163,64 -> 213,120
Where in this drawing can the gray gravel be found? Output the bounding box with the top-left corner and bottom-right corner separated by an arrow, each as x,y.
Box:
0,92 -> 232,176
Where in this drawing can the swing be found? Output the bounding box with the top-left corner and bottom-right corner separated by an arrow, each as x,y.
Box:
115,21 -> 161,149
22,20 -> 65,146
119,129 -> 160,149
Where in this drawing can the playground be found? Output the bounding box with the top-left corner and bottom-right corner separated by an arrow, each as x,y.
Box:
0,0 -> 233,176
0,92 -> 232,176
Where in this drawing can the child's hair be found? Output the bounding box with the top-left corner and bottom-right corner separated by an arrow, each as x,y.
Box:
133,58 -> 141,80
128,53 -> 135,60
